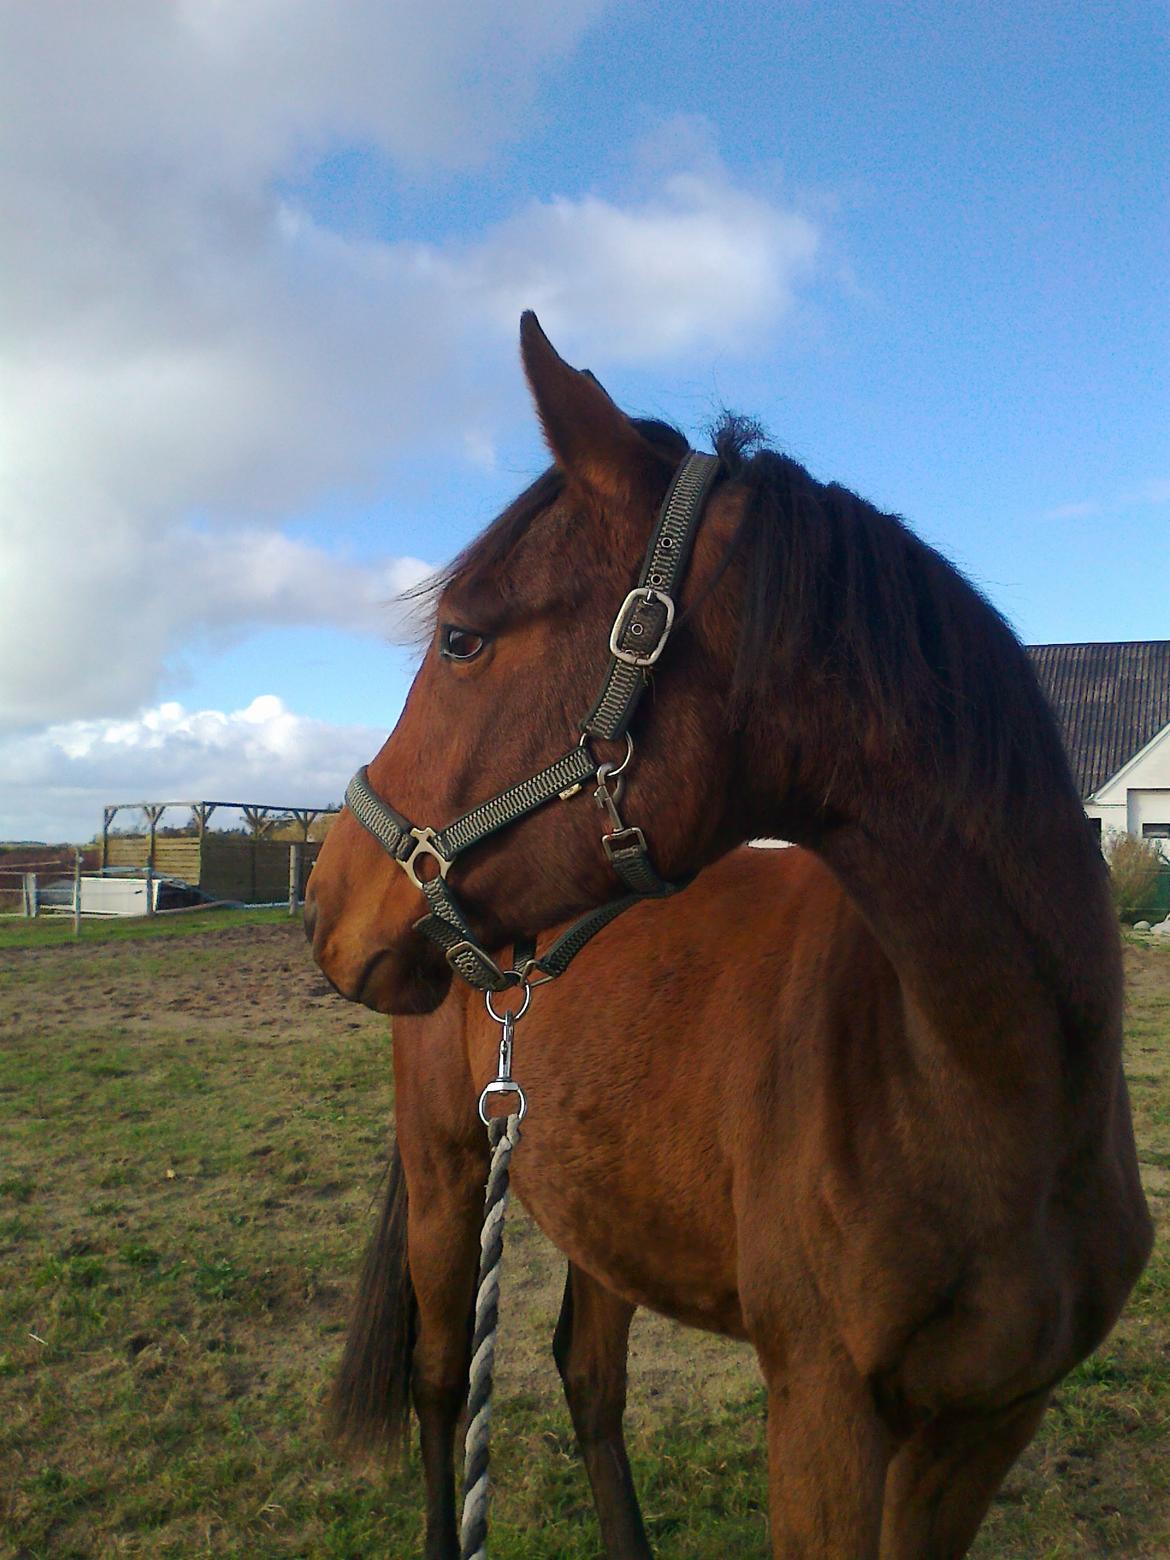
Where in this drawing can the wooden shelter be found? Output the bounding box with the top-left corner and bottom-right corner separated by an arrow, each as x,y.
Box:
100,799 -> 334,904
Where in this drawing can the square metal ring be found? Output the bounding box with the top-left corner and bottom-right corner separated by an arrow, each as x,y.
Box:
608,587 -> 675,668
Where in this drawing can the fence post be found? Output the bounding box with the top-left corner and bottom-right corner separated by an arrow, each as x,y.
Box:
73,851 -> 82,937
288,843 -> 302,917
144,864 -> 154,917
23,872 -> 38,919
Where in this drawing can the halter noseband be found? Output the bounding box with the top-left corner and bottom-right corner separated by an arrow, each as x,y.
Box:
344,450 -> 720,993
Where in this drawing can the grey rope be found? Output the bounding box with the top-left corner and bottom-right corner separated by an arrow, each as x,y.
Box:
459,1112 -> 522,1560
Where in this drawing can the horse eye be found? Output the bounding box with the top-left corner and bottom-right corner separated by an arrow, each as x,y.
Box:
439,625 -> 488,662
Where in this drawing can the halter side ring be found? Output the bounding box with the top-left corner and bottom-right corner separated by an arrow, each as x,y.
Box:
485,978 -> 532,1024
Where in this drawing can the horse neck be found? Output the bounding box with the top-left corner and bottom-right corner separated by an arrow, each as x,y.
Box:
741,703 -> 1123,1078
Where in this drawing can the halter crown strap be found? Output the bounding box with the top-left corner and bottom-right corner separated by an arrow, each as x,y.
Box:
583,452 -> 719,742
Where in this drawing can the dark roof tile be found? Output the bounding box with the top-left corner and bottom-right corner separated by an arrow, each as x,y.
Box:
1027,641 -> 1170,798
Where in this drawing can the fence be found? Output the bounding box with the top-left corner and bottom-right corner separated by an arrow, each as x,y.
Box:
0,849 -> 100,915
4,842 -> 313,931
101,833 -> 321,904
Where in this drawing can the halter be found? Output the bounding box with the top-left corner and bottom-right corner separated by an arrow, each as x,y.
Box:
344,449 -> 721,997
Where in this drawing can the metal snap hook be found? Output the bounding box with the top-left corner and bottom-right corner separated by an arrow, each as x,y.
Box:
479,996 -> 530,1124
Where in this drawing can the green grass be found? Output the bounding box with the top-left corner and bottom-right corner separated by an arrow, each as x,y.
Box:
0,925 -> 1167,1556
0,905 -> 291,951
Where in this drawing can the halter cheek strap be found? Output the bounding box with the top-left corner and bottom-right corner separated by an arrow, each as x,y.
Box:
344,449 -> 720,992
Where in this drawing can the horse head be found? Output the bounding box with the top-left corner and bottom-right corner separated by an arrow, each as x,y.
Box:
307,314 -> 747,1013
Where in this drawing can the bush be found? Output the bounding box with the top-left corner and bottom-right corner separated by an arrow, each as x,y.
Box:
1104,830 -> 1165,923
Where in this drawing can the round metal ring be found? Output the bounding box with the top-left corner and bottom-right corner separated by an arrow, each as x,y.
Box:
478,1079 -> 528,1126
608,732 -> 635,779
484,979 -> 531,1023
578,730 -> 634,779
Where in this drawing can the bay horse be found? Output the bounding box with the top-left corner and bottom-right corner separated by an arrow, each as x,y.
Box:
307,315 -> 1152,1557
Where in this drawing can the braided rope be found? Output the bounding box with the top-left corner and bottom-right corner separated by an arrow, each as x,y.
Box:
459,1112 -> 521,1560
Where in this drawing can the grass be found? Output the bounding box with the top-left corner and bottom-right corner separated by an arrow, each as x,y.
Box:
0,905 -> 291,952
0,923 -> 1167,1556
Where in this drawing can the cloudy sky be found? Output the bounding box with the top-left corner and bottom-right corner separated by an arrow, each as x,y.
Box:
1,2 -> 1165,841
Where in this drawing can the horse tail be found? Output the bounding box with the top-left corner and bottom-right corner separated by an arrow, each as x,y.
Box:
329,1140 -> 417,1459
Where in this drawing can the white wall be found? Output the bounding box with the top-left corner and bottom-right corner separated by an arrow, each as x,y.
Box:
1088,721 -> 1170,858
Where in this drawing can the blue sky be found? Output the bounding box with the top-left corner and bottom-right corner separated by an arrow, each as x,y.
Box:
1,1 -> 1165,839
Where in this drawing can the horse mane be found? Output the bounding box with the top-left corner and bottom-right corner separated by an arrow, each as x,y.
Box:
712,413 -> 1084,840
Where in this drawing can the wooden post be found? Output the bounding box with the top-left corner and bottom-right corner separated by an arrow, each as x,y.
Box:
73,851 -> 82,937
143,804 -> 166,916
23,872 -> 38,919
101,806 -> 117,871
288,843 -> 302,916
193,804 -> 215,896
145,804 -> 166,872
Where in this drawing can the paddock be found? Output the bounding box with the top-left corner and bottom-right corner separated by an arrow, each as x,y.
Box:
100,797 -> 334,906
0,800 -> 338,921
1,912 -> 1166,1556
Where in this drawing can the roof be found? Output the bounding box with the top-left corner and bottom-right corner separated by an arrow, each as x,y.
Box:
1027,641 -> 1170,798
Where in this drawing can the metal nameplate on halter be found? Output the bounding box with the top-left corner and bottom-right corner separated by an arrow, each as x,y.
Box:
401,826 -> 452,889
608,586 -> 675,668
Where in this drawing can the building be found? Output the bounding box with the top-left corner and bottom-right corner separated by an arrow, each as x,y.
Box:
1028,642 -> 1170,850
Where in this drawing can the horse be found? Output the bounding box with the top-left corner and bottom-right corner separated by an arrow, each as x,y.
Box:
306,314 -> 1152,1557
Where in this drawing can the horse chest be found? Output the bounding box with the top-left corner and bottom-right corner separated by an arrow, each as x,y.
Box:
507,1111 -> 745,1336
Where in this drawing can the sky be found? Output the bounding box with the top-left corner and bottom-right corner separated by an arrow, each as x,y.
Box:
1,0 -> 1166,842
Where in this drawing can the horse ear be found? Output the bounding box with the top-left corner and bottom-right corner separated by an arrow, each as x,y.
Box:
519,312 -> 669,500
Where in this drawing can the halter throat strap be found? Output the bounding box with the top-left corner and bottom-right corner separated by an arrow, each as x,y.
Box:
344,449 -> 719,991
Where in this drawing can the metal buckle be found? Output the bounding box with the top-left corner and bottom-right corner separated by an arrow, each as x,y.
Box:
608,587 -> 675,668
603,825 -> 648,859
401,826 -> 452,889
445,939 -> 508,988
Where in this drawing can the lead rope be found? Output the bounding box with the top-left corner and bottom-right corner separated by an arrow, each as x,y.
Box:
459,1111 -> 521,1560
459,982 -> 531,1560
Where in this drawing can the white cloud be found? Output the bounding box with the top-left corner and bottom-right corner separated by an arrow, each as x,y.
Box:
1,521 -> 432,727
462,172 -> 820,361
1042,478 -> 1170,523
0,1 -> 607,189
0,7 -> 829,744
0,696 -> 385,842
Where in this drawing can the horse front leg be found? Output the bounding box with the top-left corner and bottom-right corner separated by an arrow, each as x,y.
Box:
756,1334 -> 890,1559
879,1389 -> 1051,1558
553,1262 -> 652,1559
404,1139 -> 488,1560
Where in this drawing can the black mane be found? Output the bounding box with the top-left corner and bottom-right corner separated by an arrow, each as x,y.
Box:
712,413 -> 1082,836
